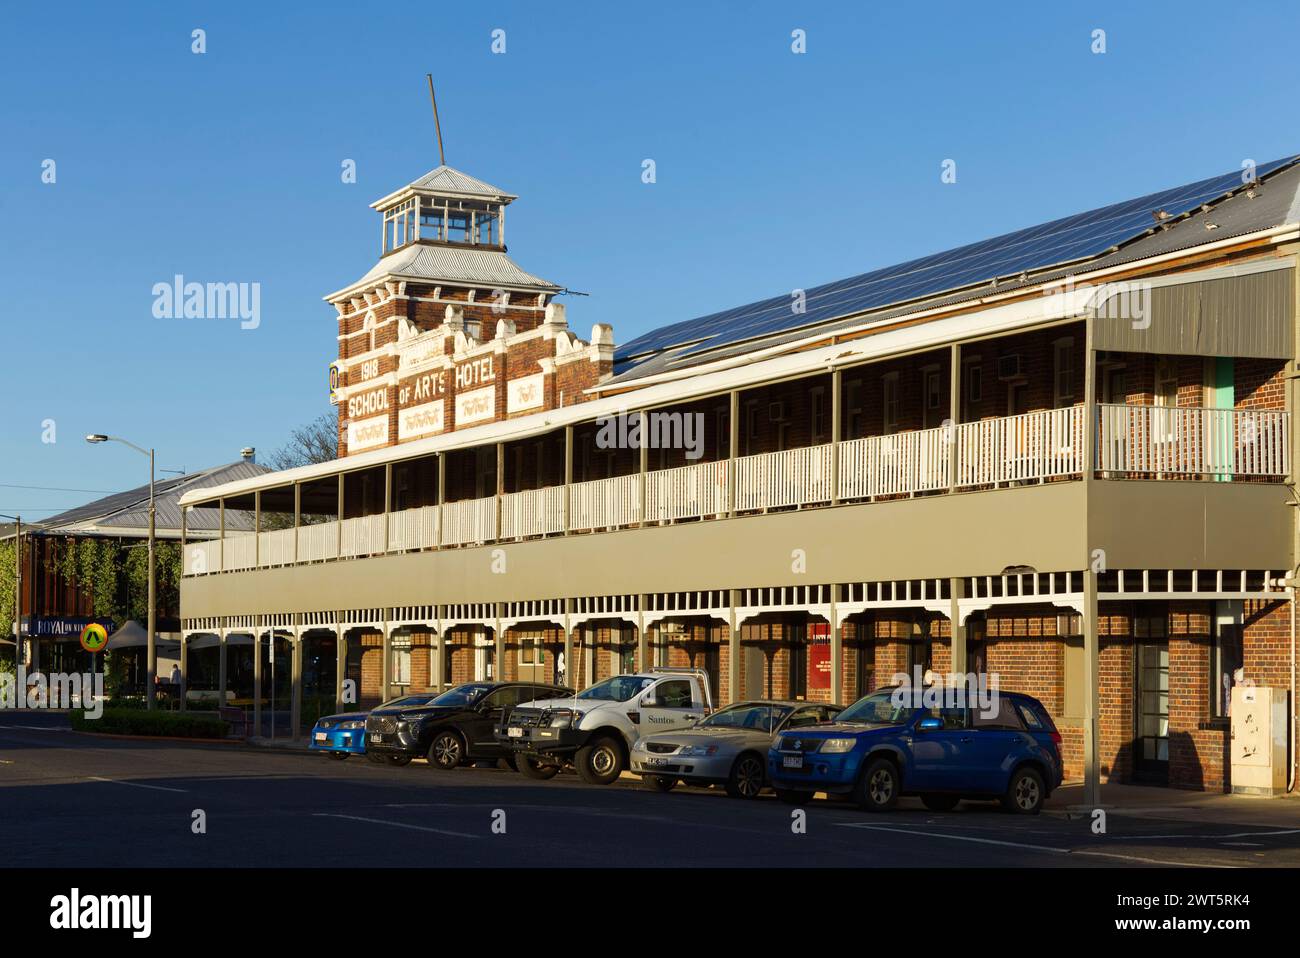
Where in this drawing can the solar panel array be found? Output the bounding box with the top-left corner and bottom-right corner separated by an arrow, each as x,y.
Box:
614,155 -> 1299,372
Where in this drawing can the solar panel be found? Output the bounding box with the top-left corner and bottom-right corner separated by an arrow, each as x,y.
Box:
614,155 -> 1299,372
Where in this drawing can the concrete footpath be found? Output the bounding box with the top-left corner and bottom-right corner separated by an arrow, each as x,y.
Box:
1049,780 -> 1300,827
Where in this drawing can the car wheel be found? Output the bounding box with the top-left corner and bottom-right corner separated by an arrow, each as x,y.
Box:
855,757 -> 900,811
365,751 -> 386,764
641,774 -> 677,792
1003,766 -> 1045,815
921,793 -> 961,812
426,730 -> 465,770
725,753 -> 766,800
327,752 -> 349,761
501,754 -> 518,772
384,754 -> 413,767
576,736 -> 624,785
774,788 -> 814,805
516,755 -> 559,780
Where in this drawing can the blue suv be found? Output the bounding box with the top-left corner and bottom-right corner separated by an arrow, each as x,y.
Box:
767,687 -> 1063,814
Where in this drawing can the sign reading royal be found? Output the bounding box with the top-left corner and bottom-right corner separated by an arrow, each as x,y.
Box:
399,400 -> 445,440
347,414 -> 388,452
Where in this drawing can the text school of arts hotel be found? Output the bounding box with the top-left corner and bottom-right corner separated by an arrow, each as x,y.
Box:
180,156 -> 1300,793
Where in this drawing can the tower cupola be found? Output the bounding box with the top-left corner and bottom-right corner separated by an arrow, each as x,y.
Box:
370,165 -> 516,256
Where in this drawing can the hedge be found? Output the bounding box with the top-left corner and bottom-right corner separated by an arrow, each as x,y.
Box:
71,708 -> 230,739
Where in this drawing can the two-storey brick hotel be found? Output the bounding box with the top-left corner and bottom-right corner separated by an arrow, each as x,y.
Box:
180,155 -> 1300,793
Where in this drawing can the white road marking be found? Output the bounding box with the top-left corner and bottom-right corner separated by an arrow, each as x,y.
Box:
312,813 -> 479,839
838,822 -> 1233,868
87,776 -> 188,793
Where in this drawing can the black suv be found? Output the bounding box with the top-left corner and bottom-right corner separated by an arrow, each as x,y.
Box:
365,682 -> 571,769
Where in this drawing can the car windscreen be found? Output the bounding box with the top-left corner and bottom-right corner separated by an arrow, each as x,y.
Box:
576,676 -> 650,703
429,684 -> 494,707
836,690 -> 920,726
380,694 -> 440,709
702,704 -> 793,730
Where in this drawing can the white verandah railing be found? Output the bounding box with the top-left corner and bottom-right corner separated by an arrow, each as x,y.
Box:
185,404 -> 1291,575
1096,404 -> 1289,477
501,486 -> 568,540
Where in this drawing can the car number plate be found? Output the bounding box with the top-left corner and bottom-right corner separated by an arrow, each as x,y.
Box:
314,732 -> 327,742
782,755 -> 803,769
645,757 -> 668,766
507,727 -> 523,738
369,733 -> 382,744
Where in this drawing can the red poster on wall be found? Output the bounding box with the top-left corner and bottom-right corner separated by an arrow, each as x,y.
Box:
809,623 -> 831,692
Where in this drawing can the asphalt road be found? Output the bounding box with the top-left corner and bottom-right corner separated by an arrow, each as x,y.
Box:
2,713 -> 1298,868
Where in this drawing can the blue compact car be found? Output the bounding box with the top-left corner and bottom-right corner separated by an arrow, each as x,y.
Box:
767,687 -> 1063,814
309,711 -> 369,760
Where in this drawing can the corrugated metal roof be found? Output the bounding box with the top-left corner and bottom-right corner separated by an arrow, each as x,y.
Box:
406,165 -> 516,200
604,158 -> 1300,387
329,242 -> 562,300
40,461 -> 269,535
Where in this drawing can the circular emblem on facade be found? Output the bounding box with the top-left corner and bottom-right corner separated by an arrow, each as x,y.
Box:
79,623 -> 108,654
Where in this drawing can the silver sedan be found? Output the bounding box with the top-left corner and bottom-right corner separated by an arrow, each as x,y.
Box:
630,700 -> 843,799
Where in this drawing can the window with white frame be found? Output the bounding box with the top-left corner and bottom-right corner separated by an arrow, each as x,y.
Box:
391,635 -> 412,687
882,372 -> 900,434
1053,338 -> 1074,408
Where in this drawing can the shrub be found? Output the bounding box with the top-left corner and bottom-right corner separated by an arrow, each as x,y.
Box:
71,708 -> 229,739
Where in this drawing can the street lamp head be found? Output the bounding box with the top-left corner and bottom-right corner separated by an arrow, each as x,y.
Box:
85,434 -> 108,443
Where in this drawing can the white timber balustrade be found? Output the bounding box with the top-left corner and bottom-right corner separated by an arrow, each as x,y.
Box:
1097,404 -> 1289,477
838,426 -> 950,500
340,514 -> 386,557
645,460 -> 728,523
186,538 -> 222,575
735,444 -> 834,511
568,474 -> 641,531
257,527 -> 296,568
441,496 -> 498,546
223,533 -> 257,572
501,486 -> 567,540
297,520 -> 339,562
955,406 -> 1083,487
388,504 -> 439,551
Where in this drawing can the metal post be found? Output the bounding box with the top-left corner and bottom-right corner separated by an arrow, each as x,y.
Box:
949,577 -> 967,676
728,589 -> 740,705
217,626 -> 228,707
178,632 -> 187,712
381,616 -> 392,702
636,597 -> 648,673
252,621 -> 262,737
829,590 -> 841,706
335,619 -> 346,709
1082,314 -> 1101,807
13,515 -> 21,670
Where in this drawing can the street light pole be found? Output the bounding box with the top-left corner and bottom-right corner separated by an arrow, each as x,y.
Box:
86,434 -> 157,710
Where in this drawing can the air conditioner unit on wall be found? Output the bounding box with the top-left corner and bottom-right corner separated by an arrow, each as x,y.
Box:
997,354 -> 1024,381
768,401 -> 788,422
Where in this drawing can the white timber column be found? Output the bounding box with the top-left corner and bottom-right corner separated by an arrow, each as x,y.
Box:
291,616 -> 303,739
381,612 -> 392,701
949,577 -> 967,677
383,462 -> 392,553
178,633 -> 188,713
638,411 -> 648,527
494,605 -> 505,682
1081,312 -> 1101,807
949,342 -> 961,492
495,443 -> 505,537
728,589 -> 740,705
563,425 -> 574,533
217,622 -> 228,707
253,490 -> 261,567
563,600 -> 574,688
336,473 -> 345,557
830,368 -> 842,505
829,588 -> 841,705
293,482 -> 300,563
334,615 -> 346,708
637,597 -> 648,672
252,622 -> 262,737
727,391 -> 740,516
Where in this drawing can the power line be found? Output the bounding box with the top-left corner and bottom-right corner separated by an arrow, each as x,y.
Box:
0,482 -> 116,494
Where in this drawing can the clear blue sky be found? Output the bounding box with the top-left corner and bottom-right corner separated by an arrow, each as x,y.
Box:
1,0 -> 1297,518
